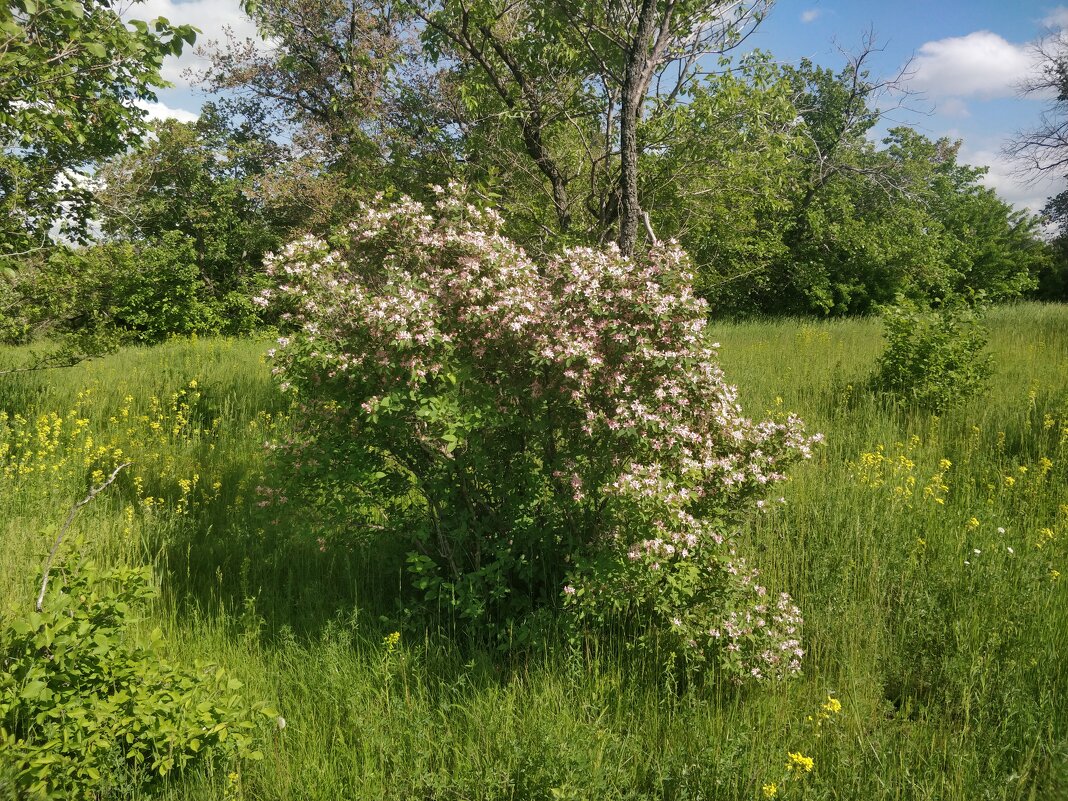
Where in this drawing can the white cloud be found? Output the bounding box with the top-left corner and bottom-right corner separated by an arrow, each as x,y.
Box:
958,143 -> 1065,213
909,31 -> 1039,99
1041,6 -> 1068,29
800,9 -> 821,24
123,0 -> 265,87
135,99 -> 199,123
936,97 -> 971,117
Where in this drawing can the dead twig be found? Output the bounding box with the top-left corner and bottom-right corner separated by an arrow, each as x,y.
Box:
36,462 -> 132,612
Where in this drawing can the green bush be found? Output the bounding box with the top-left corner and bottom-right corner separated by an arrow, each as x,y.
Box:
0,559 -> 271,800
66,234 -> 223,344
0,233 -> 266,352
872,293 -> 992,411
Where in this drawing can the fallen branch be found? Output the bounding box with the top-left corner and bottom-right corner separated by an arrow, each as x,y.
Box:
36,462 -> 132,612
0,356 -> 91,377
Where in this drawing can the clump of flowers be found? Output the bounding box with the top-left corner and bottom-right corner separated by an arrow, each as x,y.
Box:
786,751 -> 814,776
259,188 -> 819,680
760,696 -> 842,797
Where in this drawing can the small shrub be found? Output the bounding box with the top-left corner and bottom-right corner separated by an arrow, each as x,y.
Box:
872,294 -> 992,411
0,558 -> 271,800
260,188 -> 819,680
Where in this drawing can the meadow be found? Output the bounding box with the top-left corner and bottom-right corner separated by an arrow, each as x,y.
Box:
1,303 -> 1066,800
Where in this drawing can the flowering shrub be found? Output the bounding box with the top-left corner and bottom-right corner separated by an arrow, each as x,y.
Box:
259,189 -> 820,680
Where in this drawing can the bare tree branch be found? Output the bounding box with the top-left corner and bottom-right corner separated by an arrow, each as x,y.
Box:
37,462 -> 132,612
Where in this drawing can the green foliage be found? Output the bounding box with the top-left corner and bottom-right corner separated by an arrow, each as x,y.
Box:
0,0 -> 196,260
1033,192 -> 1068,301
95,110 -> 295,302
641,56 -> 1048,316
872,294 -> 993,411
92,238 -> 221,343
0,558 -> 269,800
642,54 -> 804,309
1,233 -> 259,350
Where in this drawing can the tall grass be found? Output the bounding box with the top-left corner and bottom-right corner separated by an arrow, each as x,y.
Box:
1,306 -> 1066,800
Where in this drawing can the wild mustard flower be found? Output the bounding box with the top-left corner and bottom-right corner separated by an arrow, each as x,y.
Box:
786,751 -> 814,776
761,782 -> 778,798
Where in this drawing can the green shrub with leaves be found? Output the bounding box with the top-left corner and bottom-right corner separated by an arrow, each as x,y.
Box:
872,293 -> 992,411
0,559 -> 271,800
0,232 -> 265,354
60,234 -> 227,344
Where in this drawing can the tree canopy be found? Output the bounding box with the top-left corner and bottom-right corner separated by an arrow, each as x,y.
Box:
0,0 -> 196,269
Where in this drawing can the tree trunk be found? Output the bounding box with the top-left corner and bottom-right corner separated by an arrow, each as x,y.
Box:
618,0 -> 658,256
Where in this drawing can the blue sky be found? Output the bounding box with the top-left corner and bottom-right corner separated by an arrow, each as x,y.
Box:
134,0 -> 1068,212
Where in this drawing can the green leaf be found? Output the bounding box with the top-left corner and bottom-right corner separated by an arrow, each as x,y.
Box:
20,680 -> 49,700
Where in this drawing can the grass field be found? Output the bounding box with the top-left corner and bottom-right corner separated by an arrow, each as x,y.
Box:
1,304 -> 1066,800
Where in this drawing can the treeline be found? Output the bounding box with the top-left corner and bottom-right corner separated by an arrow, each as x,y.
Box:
1,0 -> 1065,353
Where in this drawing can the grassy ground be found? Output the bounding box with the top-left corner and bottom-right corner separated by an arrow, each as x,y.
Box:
1,305 -> 1066,800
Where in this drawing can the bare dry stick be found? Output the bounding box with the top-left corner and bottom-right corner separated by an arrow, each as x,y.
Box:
36,462 -> 131,612
0,357 -> 90,377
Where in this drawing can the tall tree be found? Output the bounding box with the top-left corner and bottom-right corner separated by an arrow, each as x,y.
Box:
416,0 -> 769,255
1007,33 -> 1068,301
198,0 -> 412,186
0,0 -> 196,269
1008,33 -> 1068,175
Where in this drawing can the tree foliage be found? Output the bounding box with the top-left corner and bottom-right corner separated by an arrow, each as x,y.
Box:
95,107 -> 294,299
198,0 -> 412,187
0,0 -> 196,265
647,54 -> 1047,315
415,0 -> 769,254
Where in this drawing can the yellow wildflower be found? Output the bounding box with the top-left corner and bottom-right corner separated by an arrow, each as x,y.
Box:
761,783 -> 778,798
786,752 -> 814,775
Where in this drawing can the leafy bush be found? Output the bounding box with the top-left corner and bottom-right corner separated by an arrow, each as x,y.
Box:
0,233 -> 264,352
55,234 -> 225,344
0,559 -> 270,799
260,189 -> 819,680
872,294 -> 992,411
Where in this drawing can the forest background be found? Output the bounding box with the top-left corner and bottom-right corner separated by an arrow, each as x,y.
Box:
3,0 -> 1068,357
